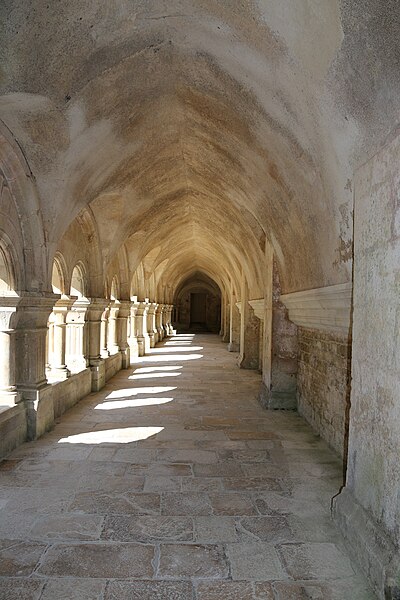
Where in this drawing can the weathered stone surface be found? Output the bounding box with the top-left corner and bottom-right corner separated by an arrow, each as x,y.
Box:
37,543 -> 154,578
158,543 -> 229,578
237,516 -> 293,542
29,514 -> 103,540
40,578 -> 106,600
104,580 -> 194,599
208,492 -> 257,516
194,516 -> 238,543
278,542 -> 355,580
0,578 -> 44,600
196,581 -> 254,599
0,540 -> 46,576
102,515 -> 193,542
70,491 -> 160,515
226,542 -> 287,581
161,492 -> 212,516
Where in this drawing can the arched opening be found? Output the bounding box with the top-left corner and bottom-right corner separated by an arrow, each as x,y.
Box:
0,245 -> 14,293
174,273 -> 221,333
71,264 -> 87,299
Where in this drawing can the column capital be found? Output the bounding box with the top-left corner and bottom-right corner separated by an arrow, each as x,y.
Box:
116,300 -> 131,319
86,298 -> 109,321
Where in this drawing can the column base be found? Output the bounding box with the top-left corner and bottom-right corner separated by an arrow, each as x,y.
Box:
222,333 -> 230,343
228,341 -> 240,352
157,327 -> 164,341
20,385 -> 55,440
333,487 -> 400,599
148,332 -> 156,348
258,381 -> 297,410
90,359 -> 105,392
49,366 -> 70,381
120,348 -> 130,369
238,354 -> 259,370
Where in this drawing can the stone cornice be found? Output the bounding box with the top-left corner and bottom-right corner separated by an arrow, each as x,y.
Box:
280,282 -> 352,334
249,299 -> 264,320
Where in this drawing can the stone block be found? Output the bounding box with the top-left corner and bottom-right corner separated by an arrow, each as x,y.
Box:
158,543 -> 229,578
104,581 -> 193,600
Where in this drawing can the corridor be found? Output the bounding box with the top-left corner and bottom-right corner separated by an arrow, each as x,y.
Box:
0,334 -> 373,599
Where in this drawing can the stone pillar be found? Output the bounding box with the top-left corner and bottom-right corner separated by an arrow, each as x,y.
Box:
117,300 -> 131,369
136,301 -> 150,356
107,302 -> 120,355
238,274 -> 260,370
87,298 -> 108,392
100,305 -> 110,358
0,296 -> 22,406
222,295 -> 230,343
65,297 -> 90,373
13,293 -> 59,439
147,302 -> 158,347
128,299 -> 139,360
156,304 -> 164,341
166,304 -> 174,335
228,291 -> 240,352
50,296 -> 76,380
162,304 -> 169,336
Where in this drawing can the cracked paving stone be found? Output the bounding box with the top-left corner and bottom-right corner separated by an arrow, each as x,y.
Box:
161,492 -> 212,516
0,539 -> 47,576
101,515 -> 193,542
236,515 -> 294,542
158,543 -> 229,578
69,491 -> 160,515
29,513 -> 104,540
37,542 -> 154,578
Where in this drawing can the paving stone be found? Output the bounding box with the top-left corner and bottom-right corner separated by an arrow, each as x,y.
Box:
0,539 -> 47,576
223,477 -> 283,491
70,491 -> 160,515
271,581 -> 328,599
113,448 -> 157,463
162,492 -> 212,515
105,580 -> 194,599
102,515 -> 193,542
181,477 -> 222,492
226,542 -> 287,581
40,578 -> 106,600
195,516 -> 238,543
236,515 -> 294,542
144,476 -> 182,491
209,492 -> 257,515
252,582 -> 275,599
242,463 -> 288,478
0,578 -> 44,600
277,542 -> 356,580
29,514 -> 103,540
193,463 -> 244,477
37,542 -> 154,578
158,543 -> 229,578
196,580 -> 254,599
136,463 -> 192,477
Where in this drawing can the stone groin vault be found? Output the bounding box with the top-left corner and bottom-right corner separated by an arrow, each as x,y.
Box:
0,2 -> 399,598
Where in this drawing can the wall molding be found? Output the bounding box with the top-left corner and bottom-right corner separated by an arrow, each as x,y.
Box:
280,282 -> 352,335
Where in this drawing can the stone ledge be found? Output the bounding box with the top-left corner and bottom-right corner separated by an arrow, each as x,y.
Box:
280,283 -> 352,334
332,487 -> 400,599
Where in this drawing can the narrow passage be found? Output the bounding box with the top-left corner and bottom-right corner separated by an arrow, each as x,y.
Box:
0,334 -> 373,599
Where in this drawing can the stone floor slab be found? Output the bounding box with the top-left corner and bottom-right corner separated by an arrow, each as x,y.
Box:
101,515 -> 193,542
0,539 -> 47,576
195,580 -> 254,599
158,543 -> 229,578
0,578 -> 44,600
277,542 -> 356,580
226,542 -> 287,581
70,491 -> 160,515
105,580 -> 194,599
40,578 -> 106,600
37,542 -> 154,578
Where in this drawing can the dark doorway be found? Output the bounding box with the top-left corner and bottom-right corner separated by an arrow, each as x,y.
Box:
190,292 -> 207,328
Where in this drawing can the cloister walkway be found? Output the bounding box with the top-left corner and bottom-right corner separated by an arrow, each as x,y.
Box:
0,334 -> 373,599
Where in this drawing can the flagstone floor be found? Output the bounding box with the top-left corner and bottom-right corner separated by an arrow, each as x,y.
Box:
0,333 -> 374,599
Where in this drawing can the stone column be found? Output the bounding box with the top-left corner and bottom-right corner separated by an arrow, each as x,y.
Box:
65,297 -> 90,373
228,291 -> 240,352
50,296 -> 76,380
128,299 -> 139,360
162,304 -> 169,336
166,304 -> 174,335
107,302 -> 120,355
147,302 -> 158,347
238,274 -> 260,370
87,298 -> 108,392
0,296 -> 22,406
136,301 -> 150,356
155,304 -> 164,341
13,293 -> 59,439
100,305 -> 110,358
222,295 -> 230,343
117,300 -> 131,369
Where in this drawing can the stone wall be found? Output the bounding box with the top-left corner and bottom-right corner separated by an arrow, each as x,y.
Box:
0,404 -> 27,459
297,327 -> 351,458
334,132 -> 400,598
